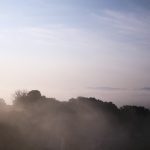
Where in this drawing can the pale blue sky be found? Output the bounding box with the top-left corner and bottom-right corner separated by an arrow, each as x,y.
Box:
0,0 -> 150,106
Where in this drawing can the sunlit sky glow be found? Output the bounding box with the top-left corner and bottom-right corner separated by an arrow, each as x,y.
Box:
0,0 -> 150,106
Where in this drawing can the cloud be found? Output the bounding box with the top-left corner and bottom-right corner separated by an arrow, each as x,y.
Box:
140,87 -> 150,91
0,24 -> 129,103
93,9 -> 150,48
88,86 -> 126,91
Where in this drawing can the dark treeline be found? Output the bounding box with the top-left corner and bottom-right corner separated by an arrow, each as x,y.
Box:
0,90 -> 150,150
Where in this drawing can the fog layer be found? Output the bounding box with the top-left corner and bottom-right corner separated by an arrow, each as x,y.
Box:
0,90 -> 150,150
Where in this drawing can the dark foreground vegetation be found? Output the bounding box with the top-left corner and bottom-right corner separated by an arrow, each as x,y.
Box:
0,90 -> 150,150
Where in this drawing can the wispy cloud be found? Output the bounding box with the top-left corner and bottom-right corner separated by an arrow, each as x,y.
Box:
93,9 -> 150,47
89,86 -> 150,92
140,87 -> 150,91
88,86 -> 126,91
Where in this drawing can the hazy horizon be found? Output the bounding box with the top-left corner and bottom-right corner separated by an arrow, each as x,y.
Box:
0,0 -> 150,106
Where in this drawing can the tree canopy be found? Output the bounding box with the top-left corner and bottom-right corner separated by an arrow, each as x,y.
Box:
0,90 -> 150,150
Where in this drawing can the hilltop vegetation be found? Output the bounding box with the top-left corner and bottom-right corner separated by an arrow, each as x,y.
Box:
0,90 -> 150,150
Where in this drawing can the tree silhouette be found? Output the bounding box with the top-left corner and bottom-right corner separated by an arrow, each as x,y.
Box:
0,90 -> 149,150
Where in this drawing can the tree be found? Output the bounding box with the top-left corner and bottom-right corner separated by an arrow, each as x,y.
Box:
13,90 -> 43,106
13,90 -> 28,106
0,98 -> 6,107
27,90 -> 42,102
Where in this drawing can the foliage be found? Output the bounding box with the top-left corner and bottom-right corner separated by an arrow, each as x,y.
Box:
0,90 -> 150,150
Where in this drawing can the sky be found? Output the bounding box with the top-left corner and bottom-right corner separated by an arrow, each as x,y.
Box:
0,0 -> 150,106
